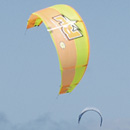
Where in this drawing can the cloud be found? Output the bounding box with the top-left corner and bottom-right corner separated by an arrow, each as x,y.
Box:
0,112 -> 130,130
0,113 -> 13,130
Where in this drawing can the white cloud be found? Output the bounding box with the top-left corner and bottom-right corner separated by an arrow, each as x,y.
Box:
0,113 -> 130,130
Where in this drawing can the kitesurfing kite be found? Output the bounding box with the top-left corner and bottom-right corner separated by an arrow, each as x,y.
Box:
27,4 -> 90,94
78,107 -> 103,127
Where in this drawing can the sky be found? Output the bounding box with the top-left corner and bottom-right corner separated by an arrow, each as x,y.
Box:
0,0 -> 130,130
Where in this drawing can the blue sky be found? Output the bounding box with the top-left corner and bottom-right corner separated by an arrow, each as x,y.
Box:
0,0 -> 130,129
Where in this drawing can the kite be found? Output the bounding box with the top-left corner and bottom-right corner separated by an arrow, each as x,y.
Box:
27,4 -> 90,94
78,107 -> 103,127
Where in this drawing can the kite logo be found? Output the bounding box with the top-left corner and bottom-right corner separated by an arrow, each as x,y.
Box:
53,15 -> 82,40
60,42 -> 66,49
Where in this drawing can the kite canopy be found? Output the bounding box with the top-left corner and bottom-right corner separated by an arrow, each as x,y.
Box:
78,107 -> 103,127
27,4 -> 90,94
